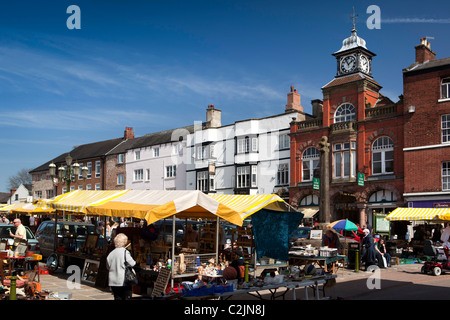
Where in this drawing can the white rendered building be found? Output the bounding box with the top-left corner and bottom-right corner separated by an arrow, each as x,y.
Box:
125,126 -> 194,191
186,87 -> 309,200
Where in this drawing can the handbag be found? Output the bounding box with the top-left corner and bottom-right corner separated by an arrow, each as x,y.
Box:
124,249 -> 138,286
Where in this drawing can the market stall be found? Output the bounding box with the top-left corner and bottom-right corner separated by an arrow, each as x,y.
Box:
385,207 -> 450,262
86,191 -> 292,292
35,190 -> 297,296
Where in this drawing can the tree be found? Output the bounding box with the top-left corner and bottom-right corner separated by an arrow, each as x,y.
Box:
8,168 -> 32,190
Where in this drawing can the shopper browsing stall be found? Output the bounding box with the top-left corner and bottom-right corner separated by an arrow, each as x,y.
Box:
106,233 -> 136,300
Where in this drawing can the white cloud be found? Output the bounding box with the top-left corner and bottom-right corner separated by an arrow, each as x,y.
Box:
0,108 -> 173,131
382,18 -> 450,24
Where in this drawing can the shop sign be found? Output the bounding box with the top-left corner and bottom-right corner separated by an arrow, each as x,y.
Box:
434,203 -> 450,208
313,177 -> 320,190
357,173 -> 365,186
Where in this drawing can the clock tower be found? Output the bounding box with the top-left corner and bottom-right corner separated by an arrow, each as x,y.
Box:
290,14 -> 404,230
332,26 -> 376,78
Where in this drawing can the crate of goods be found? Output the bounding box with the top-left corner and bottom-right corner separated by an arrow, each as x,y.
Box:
319,248 -> 337,257
39,266 -> 49,275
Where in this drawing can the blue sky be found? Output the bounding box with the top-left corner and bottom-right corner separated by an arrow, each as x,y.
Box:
0,0 -> 449,192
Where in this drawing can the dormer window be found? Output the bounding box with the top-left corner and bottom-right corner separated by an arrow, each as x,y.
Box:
335,103 -> 356,123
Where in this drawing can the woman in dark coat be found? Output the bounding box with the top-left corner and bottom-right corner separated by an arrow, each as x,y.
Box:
362,228 -> 377,270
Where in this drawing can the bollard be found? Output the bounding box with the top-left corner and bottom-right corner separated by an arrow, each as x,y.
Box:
355,249 -> 359,273
244,261 -> 249,282
9,276 -> 17,300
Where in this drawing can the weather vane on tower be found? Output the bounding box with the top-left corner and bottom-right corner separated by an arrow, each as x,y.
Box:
350,6 -> 358,31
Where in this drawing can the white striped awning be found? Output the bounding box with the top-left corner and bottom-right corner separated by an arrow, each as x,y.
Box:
35,190 -> 130,214
35,190 -> 293,226
385,207 -> 450,221
207,194 -> 289,220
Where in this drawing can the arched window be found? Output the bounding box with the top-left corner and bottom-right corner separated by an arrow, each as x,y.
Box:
335,103 -> 356,123
300,194 -> 319,207
372,136 -> 394,174
302,147 -> 319,181
368,190 -> 397,203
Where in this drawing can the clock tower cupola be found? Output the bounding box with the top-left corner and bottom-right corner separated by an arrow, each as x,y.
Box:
332,16 -> 376,78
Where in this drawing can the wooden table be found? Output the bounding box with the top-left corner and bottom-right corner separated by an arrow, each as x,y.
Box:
289,255 -> 348,275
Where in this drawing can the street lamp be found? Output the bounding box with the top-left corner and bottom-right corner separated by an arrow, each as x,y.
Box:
49,154 -> 88,194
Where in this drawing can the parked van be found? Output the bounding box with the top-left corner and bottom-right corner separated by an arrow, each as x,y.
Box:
35,220 -> 97,258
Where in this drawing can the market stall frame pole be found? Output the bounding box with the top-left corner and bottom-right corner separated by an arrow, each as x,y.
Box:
171,215 -> 176,290
215,216 -> 219,265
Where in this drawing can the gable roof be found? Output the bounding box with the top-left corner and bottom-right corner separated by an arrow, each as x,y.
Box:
128,125 -> 196,150
403,57 -> 450,74
322,73 -> 382,90
0,193 -> 10,203
30,125 -> 196,173
29,136 -> 128,174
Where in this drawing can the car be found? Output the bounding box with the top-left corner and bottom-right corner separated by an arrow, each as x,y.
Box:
35,220 -> 97,259
151,219 -> 188,244
0,223 -> 40,253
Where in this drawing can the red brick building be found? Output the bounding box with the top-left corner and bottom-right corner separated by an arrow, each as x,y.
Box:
289,27 -> 405,232
402,38 -> 450,208
30,127 -> 135,197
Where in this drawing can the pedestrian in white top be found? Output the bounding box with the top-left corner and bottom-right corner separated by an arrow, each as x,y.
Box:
440,223 -> 450,247
106,233 -> 136,300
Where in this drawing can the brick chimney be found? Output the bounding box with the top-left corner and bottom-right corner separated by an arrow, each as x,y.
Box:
285,86 -> 303,112
415,37 -> 436,64
311,99 -> 323,118
206,105 -> 222,128
124,127 -> 134,140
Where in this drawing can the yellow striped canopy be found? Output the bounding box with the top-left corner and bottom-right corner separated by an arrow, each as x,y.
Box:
88,190 -> 244,226
0,204 -> 18,212
10,203 -> 54,215
385,207 -> 450,221
207,194 -> 289,220
0,203 -> 31,213
35,190 -> 291,226
35,190 -> 130,214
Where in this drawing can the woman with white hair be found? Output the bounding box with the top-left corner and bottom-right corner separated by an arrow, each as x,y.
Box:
361,228 -> 377,271
106,233 -> 136,300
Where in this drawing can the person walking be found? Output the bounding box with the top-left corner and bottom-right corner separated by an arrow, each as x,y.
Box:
106,233 -> 136,300
362,228 -> 377,270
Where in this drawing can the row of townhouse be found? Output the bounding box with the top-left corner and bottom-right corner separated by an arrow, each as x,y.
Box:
30,103 -> 302,203
30,26 -> 450,235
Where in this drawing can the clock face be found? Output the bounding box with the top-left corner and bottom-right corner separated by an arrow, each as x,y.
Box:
340,55 -> 356,73
359,55 -> 369,73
